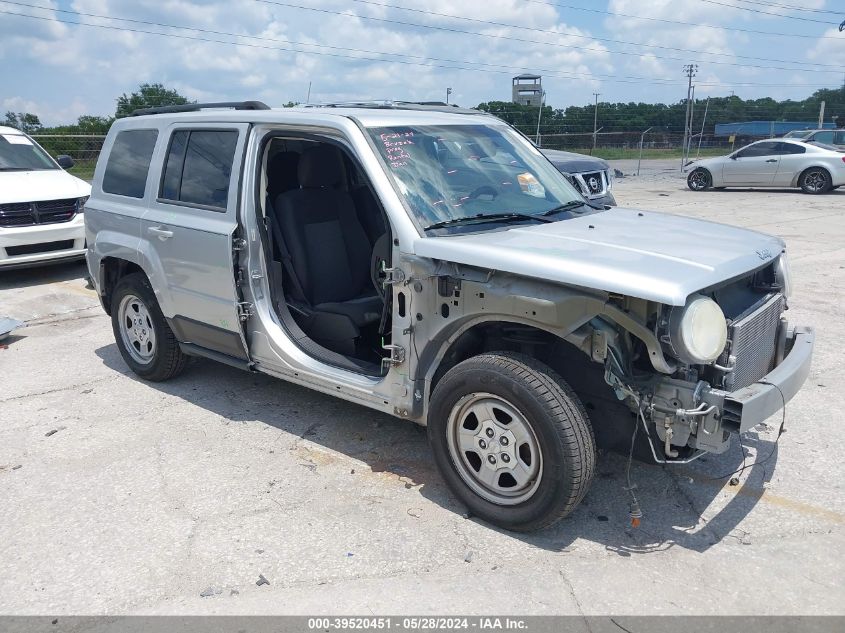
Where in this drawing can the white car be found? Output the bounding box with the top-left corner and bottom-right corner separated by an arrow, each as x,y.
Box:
0,125 -> 91,269
687,139 -> 845,194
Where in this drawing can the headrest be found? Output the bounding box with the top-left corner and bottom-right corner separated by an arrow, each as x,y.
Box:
298,145 -> 345,188
267,151 -> 300,198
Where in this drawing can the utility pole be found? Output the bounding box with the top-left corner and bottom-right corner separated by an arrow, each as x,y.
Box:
681,64 -> 697,171
592,92 -> 601,155
818,100 -> 826,128
535,90 -> 546,146
446,87 -> 452,104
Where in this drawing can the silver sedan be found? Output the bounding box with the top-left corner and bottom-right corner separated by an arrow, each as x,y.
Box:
687,139 -> 845,194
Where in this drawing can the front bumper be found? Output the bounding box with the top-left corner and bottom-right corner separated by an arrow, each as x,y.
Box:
0,215 -> 86,269
721,326 -> 814,433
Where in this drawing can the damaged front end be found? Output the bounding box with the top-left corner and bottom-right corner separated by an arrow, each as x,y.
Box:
591,255 -> 814,462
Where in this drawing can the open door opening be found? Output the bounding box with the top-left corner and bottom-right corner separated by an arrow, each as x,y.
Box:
258,135 -> 393,376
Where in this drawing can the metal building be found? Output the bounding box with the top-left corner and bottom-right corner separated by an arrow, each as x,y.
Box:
512,74 -> 543,107
714,121 -> 835,137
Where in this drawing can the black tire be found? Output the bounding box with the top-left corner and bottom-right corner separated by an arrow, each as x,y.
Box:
687,167 -> 712,191
799,167 -> 832,194
110,272 -> 187,381
428,352 -> 595,532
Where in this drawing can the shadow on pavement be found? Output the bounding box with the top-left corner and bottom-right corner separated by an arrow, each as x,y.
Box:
0,259 -> 88,291
95,343 -> 774,555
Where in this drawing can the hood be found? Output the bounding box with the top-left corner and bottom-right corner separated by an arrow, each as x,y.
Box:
541,149 -> 610,173
412,207 -> 784,306
0,169 -> 91,204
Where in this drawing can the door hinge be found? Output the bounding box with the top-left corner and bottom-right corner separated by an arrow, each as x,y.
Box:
381,344 -> 406,368
381,265 -> 406,286
237,302 -> 254,321
232,237 -> 247,251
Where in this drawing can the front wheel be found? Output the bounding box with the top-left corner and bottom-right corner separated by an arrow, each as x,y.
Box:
799,167 -> 832,194
687,167 -> 712,191
110,273 -> 187,381
428,352 -> 595,532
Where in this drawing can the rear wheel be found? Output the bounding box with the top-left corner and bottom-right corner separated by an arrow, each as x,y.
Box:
428,352 -> 595,532
111,273 -> 187,381
687,167 -> 712,191
799,167 -> 831,194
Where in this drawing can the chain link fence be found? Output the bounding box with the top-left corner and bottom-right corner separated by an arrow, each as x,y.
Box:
31,134 -> 105,180
30,130 -> 769,181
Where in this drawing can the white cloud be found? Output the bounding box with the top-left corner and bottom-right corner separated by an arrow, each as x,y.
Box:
0,0 -> 839,124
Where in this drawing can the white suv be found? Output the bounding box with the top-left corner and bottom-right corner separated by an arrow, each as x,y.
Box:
0,125 -> 91,269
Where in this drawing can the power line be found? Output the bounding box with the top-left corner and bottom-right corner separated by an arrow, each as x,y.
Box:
523,0 -> 842,40
1,4 -> 835,90
256,0 -> 843,74
0,4 -> 693,86
343,0 -> 842,71
699,0 -> 840,23
731,0 -> 844,15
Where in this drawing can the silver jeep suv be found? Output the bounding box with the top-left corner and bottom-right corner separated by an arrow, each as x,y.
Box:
85,101 -> 813,531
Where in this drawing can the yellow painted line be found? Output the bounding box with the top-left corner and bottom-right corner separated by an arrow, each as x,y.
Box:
683,473 -> 845,524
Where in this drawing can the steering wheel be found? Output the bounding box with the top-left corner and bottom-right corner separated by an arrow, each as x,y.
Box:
466,185 -> 498,200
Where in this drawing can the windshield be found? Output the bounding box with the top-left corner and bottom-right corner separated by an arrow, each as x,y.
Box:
368,123 -> 591,232
0,132 -> 58,171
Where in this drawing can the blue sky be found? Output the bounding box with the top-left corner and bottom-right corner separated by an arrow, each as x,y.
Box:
1,0 -> 843,125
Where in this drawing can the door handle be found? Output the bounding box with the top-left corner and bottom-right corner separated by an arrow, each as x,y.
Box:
765,159 -> 778,163
147,226 -> 174,240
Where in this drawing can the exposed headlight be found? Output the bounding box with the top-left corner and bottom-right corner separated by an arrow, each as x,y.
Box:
774,252 -> 792,298
669,294 -> 728,364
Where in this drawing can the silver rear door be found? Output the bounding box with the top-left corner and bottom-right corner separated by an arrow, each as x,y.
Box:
141,122 -> 250,361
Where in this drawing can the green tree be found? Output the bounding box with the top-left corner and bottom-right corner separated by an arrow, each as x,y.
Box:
3,111 -> 42,133
115,83 -> 192,118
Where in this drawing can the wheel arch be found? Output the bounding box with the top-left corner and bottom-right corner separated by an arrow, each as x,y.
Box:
422,317 -> 596,413
794,164 -> 832,189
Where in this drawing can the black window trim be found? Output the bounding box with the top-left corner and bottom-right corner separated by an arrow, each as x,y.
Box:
101,128 -> 159,199
156,126 -> 241,213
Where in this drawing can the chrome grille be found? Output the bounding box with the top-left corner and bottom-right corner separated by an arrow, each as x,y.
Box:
720,294 -> 784,391
582,172 -> 604,194
0,198 -> 78,227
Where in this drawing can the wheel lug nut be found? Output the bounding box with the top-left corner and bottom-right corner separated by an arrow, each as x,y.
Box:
485,428 -> 494,438
479,439 -> 487,449
501,454 -> 510,463
500,436 -> 509,446
487,455 -> 496,465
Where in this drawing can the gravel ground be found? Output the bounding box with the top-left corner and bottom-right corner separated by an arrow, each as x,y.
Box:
0,162 -> 843,615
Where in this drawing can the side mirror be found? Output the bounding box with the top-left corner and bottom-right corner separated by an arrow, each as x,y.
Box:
56,155 -> 74,169
730,154 -> 738,160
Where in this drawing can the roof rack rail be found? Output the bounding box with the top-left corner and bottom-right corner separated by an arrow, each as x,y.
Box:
129,101 -> 270,117
303,100 -> 482,115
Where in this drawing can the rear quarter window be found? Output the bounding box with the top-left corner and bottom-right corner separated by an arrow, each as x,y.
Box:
159,130 -> 239,211
102,129 -> 158,198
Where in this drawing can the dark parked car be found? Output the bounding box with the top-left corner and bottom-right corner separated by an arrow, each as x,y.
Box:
541,148 -> 616,206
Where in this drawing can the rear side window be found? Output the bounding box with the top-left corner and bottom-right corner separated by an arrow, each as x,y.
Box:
102,130 -> 158,198
777,142 -> 806,155
159,130 -> 239,210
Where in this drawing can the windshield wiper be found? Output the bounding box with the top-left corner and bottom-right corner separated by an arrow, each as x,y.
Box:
424,212 -> 552,231
541,200 -> 594,216
0,167 -> 34,172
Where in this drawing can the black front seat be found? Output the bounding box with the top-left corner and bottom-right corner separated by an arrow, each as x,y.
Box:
274,145 -> 382,353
